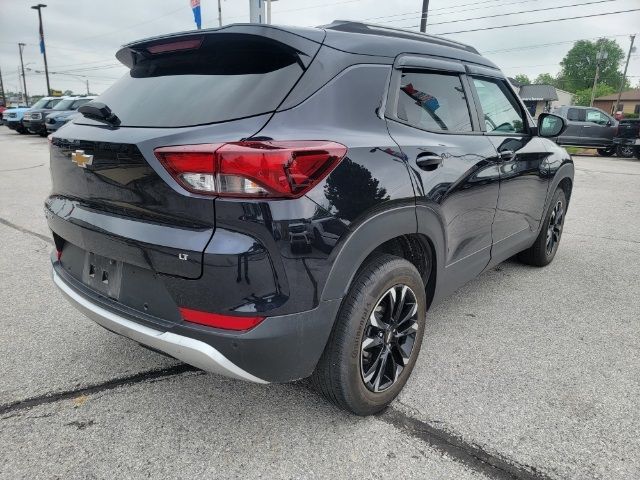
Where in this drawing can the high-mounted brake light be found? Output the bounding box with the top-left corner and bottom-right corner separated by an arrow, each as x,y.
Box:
154,141 -> 347,199
179,307 -> 264,331
147,38 -> 203,54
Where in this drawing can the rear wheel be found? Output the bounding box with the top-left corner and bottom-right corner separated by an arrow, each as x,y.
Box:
518,188 -> 567,267
597,147 -> 615,157
617,145 -> 636,158
312,254 -> 426,415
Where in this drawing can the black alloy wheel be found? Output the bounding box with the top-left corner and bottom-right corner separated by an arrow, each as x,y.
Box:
546,199 -> 564,256
360,284 -> 419,393
617,145 -> 636,158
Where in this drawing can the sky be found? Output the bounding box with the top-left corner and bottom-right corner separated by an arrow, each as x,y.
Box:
0,0 -> 638,97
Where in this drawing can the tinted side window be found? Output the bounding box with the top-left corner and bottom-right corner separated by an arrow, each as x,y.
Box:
472,77 -> 525,133
567,108 -> 585,121
396,71 -> 472,132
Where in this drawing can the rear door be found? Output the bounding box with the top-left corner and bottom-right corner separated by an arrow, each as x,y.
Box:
47,27 -> 323,280
558,107 -> 586,145
467,70 -> 551,263
584,108 -> 615,146
385,56 -> 500,282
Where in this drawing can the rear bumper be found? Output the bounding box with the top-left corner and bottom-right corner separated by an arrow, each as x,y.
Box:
53,268 -> 268,383
52,261 -> 342,383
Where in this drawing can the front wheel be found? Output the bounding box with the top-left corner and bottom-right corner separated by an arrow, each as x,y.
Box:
617,145 -> 636,158
518,188 -> 567,267
597,147 -> 615,157
312,254 -> 426,415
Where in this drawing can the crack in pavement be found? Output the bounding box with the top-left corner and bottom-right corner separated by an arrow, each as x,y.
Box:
0,361 -> 556,480
378,407 -> 555,480
0,364 -> 200,416
0,217 -> 53,246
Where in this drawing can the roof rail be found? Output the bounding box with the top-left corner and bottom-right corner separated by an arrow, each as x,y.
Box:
320,20 -> 479,54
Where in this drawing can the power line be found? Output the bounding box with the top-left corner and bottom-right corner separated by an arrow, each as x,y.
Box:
483,33 -> 636,54
436,8 -> 640,35
364,0 -> 533,21
399,0 -> 622,28
370,0 -> 540,25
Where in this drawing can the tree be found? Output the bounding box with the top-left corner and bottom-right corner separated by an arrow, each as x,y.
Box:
533,73 -> 557,86
514,74 -> 531,85
573,84 -> 615,106
324,159 -> 388,221
559,39 -> 625,92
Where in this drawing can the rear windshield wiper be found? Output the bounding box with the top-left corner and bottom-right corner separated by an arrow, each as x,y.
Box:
78,102 -> 121,127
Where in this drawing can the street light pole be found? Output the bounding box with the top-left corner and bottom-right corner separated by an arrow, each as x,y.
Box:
266,0 -> 272,24
31,4 -> 51,96
217,0 -> 222,26
420,0 -> 430,32
18,43 -> 29,106
614,34 -> 636,114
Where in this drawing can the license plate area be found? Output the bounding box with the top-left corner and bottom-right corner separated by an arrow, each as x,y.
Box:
82,252 -> 123,300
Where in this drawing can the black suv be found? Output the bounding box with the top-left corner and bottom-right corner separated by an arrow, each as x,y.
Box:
47,22 -> 573,415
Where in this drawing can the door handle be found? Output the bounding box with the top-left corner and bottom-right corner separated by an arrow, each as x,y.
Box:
416,153 -> 442,171
498,149 -> 515,161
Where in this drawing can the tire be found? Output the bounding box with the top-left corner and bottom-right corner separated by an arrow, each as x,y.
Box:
518,188 -> 567,267
597,147 -> 615,157
311,254 -> 426,415
616,144 -> 636,158
635,147 -> 640,160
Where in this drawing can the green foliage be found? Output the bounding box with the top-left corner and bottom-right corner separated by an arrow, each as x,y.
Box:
559,39 -> 625,92
573,84 -> 616,106
533,73 -> 558,86
514,74 -> 531,85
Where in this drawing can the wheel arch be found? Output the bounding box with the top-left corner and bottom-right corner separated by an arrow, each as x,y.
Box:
321,204 -> 444,310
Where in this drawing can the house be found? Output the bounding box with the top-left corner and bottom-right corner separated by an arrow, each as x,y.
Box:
517,84 -> 575,118
593,89 -> 640,116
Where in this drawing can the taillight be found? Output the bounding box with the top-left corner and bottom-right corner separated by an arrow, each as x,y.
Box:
179,307 -> 264,331
154,141 -> 347,199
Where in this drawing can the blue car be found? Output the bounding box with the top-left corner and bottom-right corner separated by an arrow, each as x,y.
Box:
45,96 -> 96,133
2,105 -> 30,133
3,97 -> 61,134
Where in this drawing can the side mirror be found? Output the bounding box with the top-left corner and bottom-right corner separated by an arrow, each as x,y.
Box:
537,113 -> 566,138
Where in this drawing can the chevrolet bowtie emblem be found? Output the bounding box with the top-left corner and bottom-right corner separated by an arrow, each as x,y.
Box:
71,150 -> 93,168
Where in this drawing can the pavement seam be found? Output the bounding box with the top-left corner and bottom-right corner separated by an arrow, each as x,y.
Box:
378,407 -> 556,480
0,217 -> 53,246
0,364 -> 200,416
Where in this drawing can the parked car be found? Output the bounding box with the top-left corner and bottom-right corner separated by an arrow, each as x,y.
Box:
45,96 -> 96,133
552,105 -> 617,156
47,21 -> 574,415
2,104 -> 31,133
613,118 -> 640,158
23,96 -> 64,136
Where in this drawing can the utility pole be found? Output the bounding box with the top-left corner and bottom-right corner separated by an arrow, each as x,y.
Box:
589,46 -> 608,107
614,34 -> 636,114
218,0 -> 222,26
18,43 -> 29,106
420,0 -> 430,32
86,78 -> 90,95
31,4 -> 51,95
0,65 -> 7,107
266,0 -> 272,24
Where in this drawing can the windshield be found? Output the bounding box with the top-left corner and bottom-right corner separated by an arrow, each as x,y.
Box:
30,98 -> 50,109
53,99 -> 75,110
71,98 -> 92,109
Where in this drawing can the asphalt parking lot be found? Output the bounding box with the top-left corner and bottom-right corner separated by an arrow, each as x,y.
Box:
0,127 -> 638,479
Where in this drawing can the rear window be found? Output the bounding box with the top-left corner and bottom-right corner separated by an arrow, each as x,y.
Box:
89,34 -> 307,127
